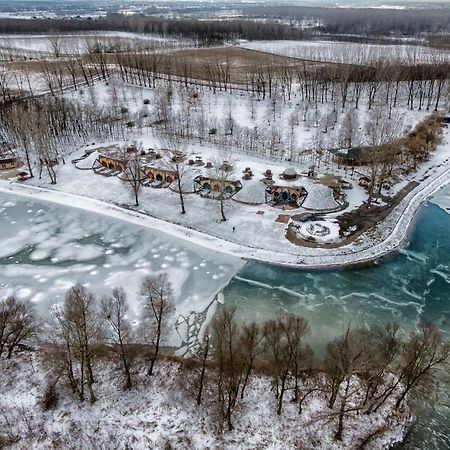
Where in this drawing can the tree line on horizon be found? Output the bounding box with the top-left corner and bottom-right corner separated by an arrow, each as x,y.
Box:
0,5 -> 447,45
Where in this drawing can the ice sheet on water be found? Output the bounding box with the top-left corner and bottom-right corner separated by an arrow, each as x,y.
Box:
430,184 -> 450,214
0,192 -> 245,346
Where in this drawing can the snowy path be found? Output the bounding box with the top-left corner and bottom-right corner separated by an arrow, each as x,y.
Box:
0,163 -> 449,269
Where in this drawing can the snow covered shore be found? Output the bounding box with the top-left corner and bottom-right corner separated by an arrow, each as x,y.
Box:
1,159 -> 449,269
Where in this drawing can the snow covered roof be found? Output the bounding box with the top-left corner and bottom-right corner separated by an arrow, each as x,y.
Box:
302,183 -> 340,211
233,181 -> 267,205
75,151 -> 99,169
283,168 -> 297,178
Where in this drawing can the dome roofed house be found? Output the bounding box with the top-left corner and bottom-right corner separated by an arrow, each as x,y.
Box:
282,168 -> 298,180
193,175 -> 242,199
266,185 -> 307,208
142,163 -> 178,188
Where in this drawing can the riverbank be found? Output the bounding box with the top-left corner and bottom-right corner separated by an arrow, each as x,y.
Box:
1,155 -> 449,269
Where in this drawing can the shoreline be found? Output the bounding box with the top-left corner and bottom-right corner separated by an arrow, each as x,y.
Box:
0,165 -> 449,270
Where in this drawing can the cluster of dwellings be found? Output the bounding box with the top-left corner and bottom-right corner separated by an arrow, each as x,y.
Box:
79,146 -> 344,210
93,148 -> 178,187
88,146 -> 244,197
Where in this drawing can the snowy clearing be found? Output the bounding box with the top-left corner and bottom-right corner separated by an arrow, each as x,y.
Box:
240,40 -> 448,65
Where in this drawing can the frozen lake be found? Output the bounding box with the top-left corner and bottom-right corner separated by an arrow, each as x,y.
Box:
0,192 -> 245,346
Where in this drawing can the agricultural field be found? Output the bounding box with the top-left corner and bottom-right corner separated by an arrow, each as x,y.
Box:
240,39 -> 448,64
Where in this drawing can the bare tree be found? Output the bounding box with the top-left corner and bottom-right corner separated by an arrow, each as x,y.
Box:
100,287 -> 133,389
210,306 -> 245,431
239,322 -> 263,399
48,33 -> 63,58
157,128 -> 189,214
324,327 -> 371,440
395,322 -> 450,410
0,296 -> 38,359
194,333 -> 211,406
51,284 -> 102,403
263,318 -> 291,415
363,323 -> 401,409
140,273 -> 175,376
208,158 -> 235,222
284,315 -> 312,403
120,146 -> 146,207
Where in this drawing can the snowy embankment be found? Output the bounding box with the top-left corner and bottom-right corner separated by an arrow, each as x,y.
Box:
1,159 -> 449,270
0,355 -> 411,450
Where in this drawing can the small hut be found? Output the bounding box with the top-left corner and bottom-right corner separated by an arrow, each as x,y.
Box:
97,149 -> 126,172
193,175 -> 242,198
0,155 -> 18,170
266,185 -> 307,207
142,165 -> 178,187
282,168 -> 298,180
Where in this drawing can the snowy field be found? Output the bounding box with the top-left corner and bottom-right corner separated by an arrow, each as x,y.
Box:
0,32 -> 191,57
0,192 -> 245,347
240,40 -> 448,64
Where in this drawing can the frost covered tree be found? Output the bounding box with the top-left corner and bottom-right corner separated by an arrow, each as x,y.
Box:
49,284 -> 102,403
100,287 -> 134,389
210,306 -> 245,431
140,273 -> 175,376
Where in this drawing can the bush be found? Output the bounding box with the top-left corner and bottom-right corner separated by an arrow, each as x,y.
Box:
41,379 -> 59,411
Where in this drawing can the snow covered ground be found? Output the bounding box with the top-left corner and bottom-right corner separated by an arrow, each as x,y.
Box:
1,132 -> 449,270
0,354 -> 411,450
0,32 -> 192,57
240,40 -> 448,64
